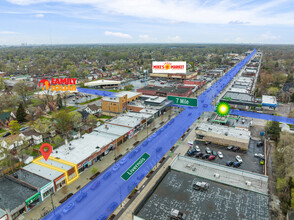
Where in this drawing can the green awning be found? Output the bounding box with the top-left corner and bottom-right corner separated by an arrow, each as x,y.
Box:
25,193 -> 40,205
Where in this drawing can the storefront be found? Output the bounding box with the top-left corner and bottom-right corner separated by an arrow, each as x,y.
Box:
40,181 -> 55,201
25,193 -> 41,211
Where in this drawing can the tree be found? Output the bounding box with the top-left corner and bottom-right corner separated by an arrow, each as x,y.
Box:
16,103 -> 27,123
91,167 -> 98,175
0,76 -> 5,91
69,111 -> 82,130
266,121 -> 281,141
124,84 -> 134,91
13,81 -> 30,106
32,118 -> 52,135
56,94 -> 63,109
53,110 -> 71,139
267,87 -> 279,96
86,114 -> 98,127
53,135 -> 64,146
9,120 -> 20,134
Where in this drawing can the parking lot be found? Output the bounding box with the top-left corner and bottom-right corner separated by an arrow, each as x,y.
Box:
185,139 -> 264,174
65,93 -> 96,105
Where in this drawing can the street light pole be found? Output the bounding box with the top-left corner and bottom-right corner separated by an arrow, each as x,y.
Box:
50,192 -> 55,216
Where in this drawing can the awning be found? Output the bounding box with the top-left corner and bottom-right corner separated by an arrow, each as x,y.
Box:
25,193 -> 40,206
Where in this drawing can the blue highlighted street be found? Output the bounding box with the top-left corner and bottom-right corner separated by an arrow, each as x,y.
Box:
44,49 -> 293,220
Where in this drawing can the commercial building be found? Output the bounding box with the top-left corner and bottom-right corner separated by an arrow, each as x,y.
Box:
137,85 -> 193,97
195,122 -> 251,150
101,91 -> 141,114
262,95 -> 278,108
134,156 -> 269,220
0,176 -> 38,220
150,71 -> 197,80
84,79 -> 121,89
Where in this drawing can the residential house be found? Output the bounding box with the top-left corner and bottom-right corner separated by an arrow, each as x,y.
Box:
0,112 -> 14,128
20,130 -> 43,146
37,104 -> 50,114
83,104 -> 101,115
78,110 -> 90,122
1,134 -> 23,150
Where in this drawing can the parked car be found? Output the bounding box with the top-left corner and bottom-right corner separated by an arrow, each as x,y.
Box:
232,146 -> 240,152
233,162 -> 242,168
202,154 -> 210,159
205,141 -> 211,145
195,145 -> 200,152
217,151 -> 223,158
227,145 -> 234,150
257,141 -> 264,147
205,147 -> 211,154
208,155 -> 216,160
187,140 -> 194,146
226,161 -> 234,166
3,132 -> 11,138
195,152 -> 204,158
20,127 -> 27,131
254,153 -> 264,159
212,150 -> 217,156
236,155 -> 243,163
187,149 -> 196,156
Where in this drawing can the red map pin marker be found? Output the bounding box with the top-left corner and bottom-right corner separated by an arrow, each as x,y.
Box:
40,143 -> 53,161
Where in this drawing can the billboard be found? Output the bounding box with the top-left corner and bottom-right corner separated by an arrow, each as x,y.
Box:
152,61 -> 186,74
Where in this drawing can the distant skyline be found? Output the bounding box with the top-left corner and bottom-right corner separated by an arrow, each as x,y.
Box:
1,0 -> 294,45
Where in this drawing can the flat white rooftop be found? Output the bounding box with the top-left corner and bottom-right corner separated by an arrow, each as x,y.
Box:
262,95 -> 277,105
94,123 -> 131,136
108,115 -> 142,128
84,79 -> 121,87
115,91 -> 141,98
171,155 -> 268,195
23,163 -> 63,181
197,123 -> 251,140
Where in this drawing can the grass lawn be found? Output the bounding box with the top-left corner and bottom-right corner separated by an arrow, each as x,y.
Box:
0,128 -> 6,134
30,99 -> 43,106
288,124 -> 294,129
65,106 -> 79,111
79,97 -> 102,105
105,89 -> 122,93
100,115 -> 113,119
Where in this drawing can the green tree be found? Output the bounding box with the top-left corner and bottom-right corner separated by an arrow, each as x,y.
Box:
13,81 -> 30,106
57,94 -> 63,109
91,167 -> 98,175
32,118 -> 52,135
86,114 -> 98,127
0,76 -> 5,90
124,84 -> 134,91
69,111 -> 82,130
16,103 -> 27,123
9,120 -> 20,134
266,121 -> 281,141
54,110 -> 71,139
53,135 -> 64,146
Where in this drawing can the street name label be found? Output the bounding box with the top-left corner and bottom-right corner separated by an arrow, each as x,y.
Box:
121,152 -> 150,181
167,96 -> 197,107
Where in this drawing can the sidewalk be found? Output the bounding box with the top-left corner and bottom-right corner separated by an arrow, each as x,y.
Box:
22,110 -> 173,220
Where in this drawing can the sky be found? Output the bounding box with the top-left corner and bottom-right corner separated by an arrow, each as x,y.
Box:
0,0 -> 294,45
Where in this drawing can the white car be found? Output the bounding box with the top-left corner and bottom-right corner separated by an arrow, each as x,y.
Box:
217,151 -> 223,158
236,155 -> 243,163
187,140 -> 193,146
254,153 -> 264,159
195,145 -> 200,152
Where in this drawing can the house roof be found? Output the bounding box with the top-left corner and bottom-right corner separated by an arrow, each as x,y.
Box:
21,129 -> 41,137
37,104 -> 47,111
0,112 -> 11,124
86,104 -> 99,112
78,110 -> 89,120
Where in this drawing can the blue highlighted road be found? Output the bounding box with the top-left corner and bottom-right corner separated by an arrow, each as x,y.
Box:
44,49 -> 293,220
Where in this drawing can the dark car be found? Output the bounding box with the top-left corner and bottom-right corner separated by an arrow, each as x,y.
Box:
202,154 -> 210,159
212,150 -> 217,156
205,141 -> 211,145
3,132 -> 11,138
208,155 -> 216,160
226,161 -> 234,166
233,162 -> 242,168
187,149 -> 196,156
195,152 -> 204,158
257,141 -> 264,147
232,147 -> 240,152
227,145 -> 234,150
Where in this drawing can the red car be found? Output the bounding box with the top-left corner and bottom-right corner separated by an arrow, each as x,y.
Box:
208,155 -> 216,160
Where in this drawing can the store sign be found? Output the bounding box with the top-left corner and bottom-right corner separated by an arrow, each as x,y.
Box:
25,193 -> 40,205
40,182 -> 54,200
121,153 -> 150,181
152,61 -> 186,74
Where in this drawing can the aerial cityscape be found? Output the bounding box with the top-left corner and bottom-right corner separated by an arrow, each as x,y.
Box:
1,1 -> 294,220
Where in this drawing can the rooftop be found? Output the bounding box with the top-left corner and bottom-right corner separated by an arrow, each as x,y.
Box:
94,123 -> 131,136
84,79 -> 121,87
13,169 -> 50,188
107,115 -> 143,128
115,91 -> 141,99
50,131 -> 119,164
135,168 -> 269,220
138,85 -> 191,94
23,163 -> 63,180
0,176 -> 37,211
